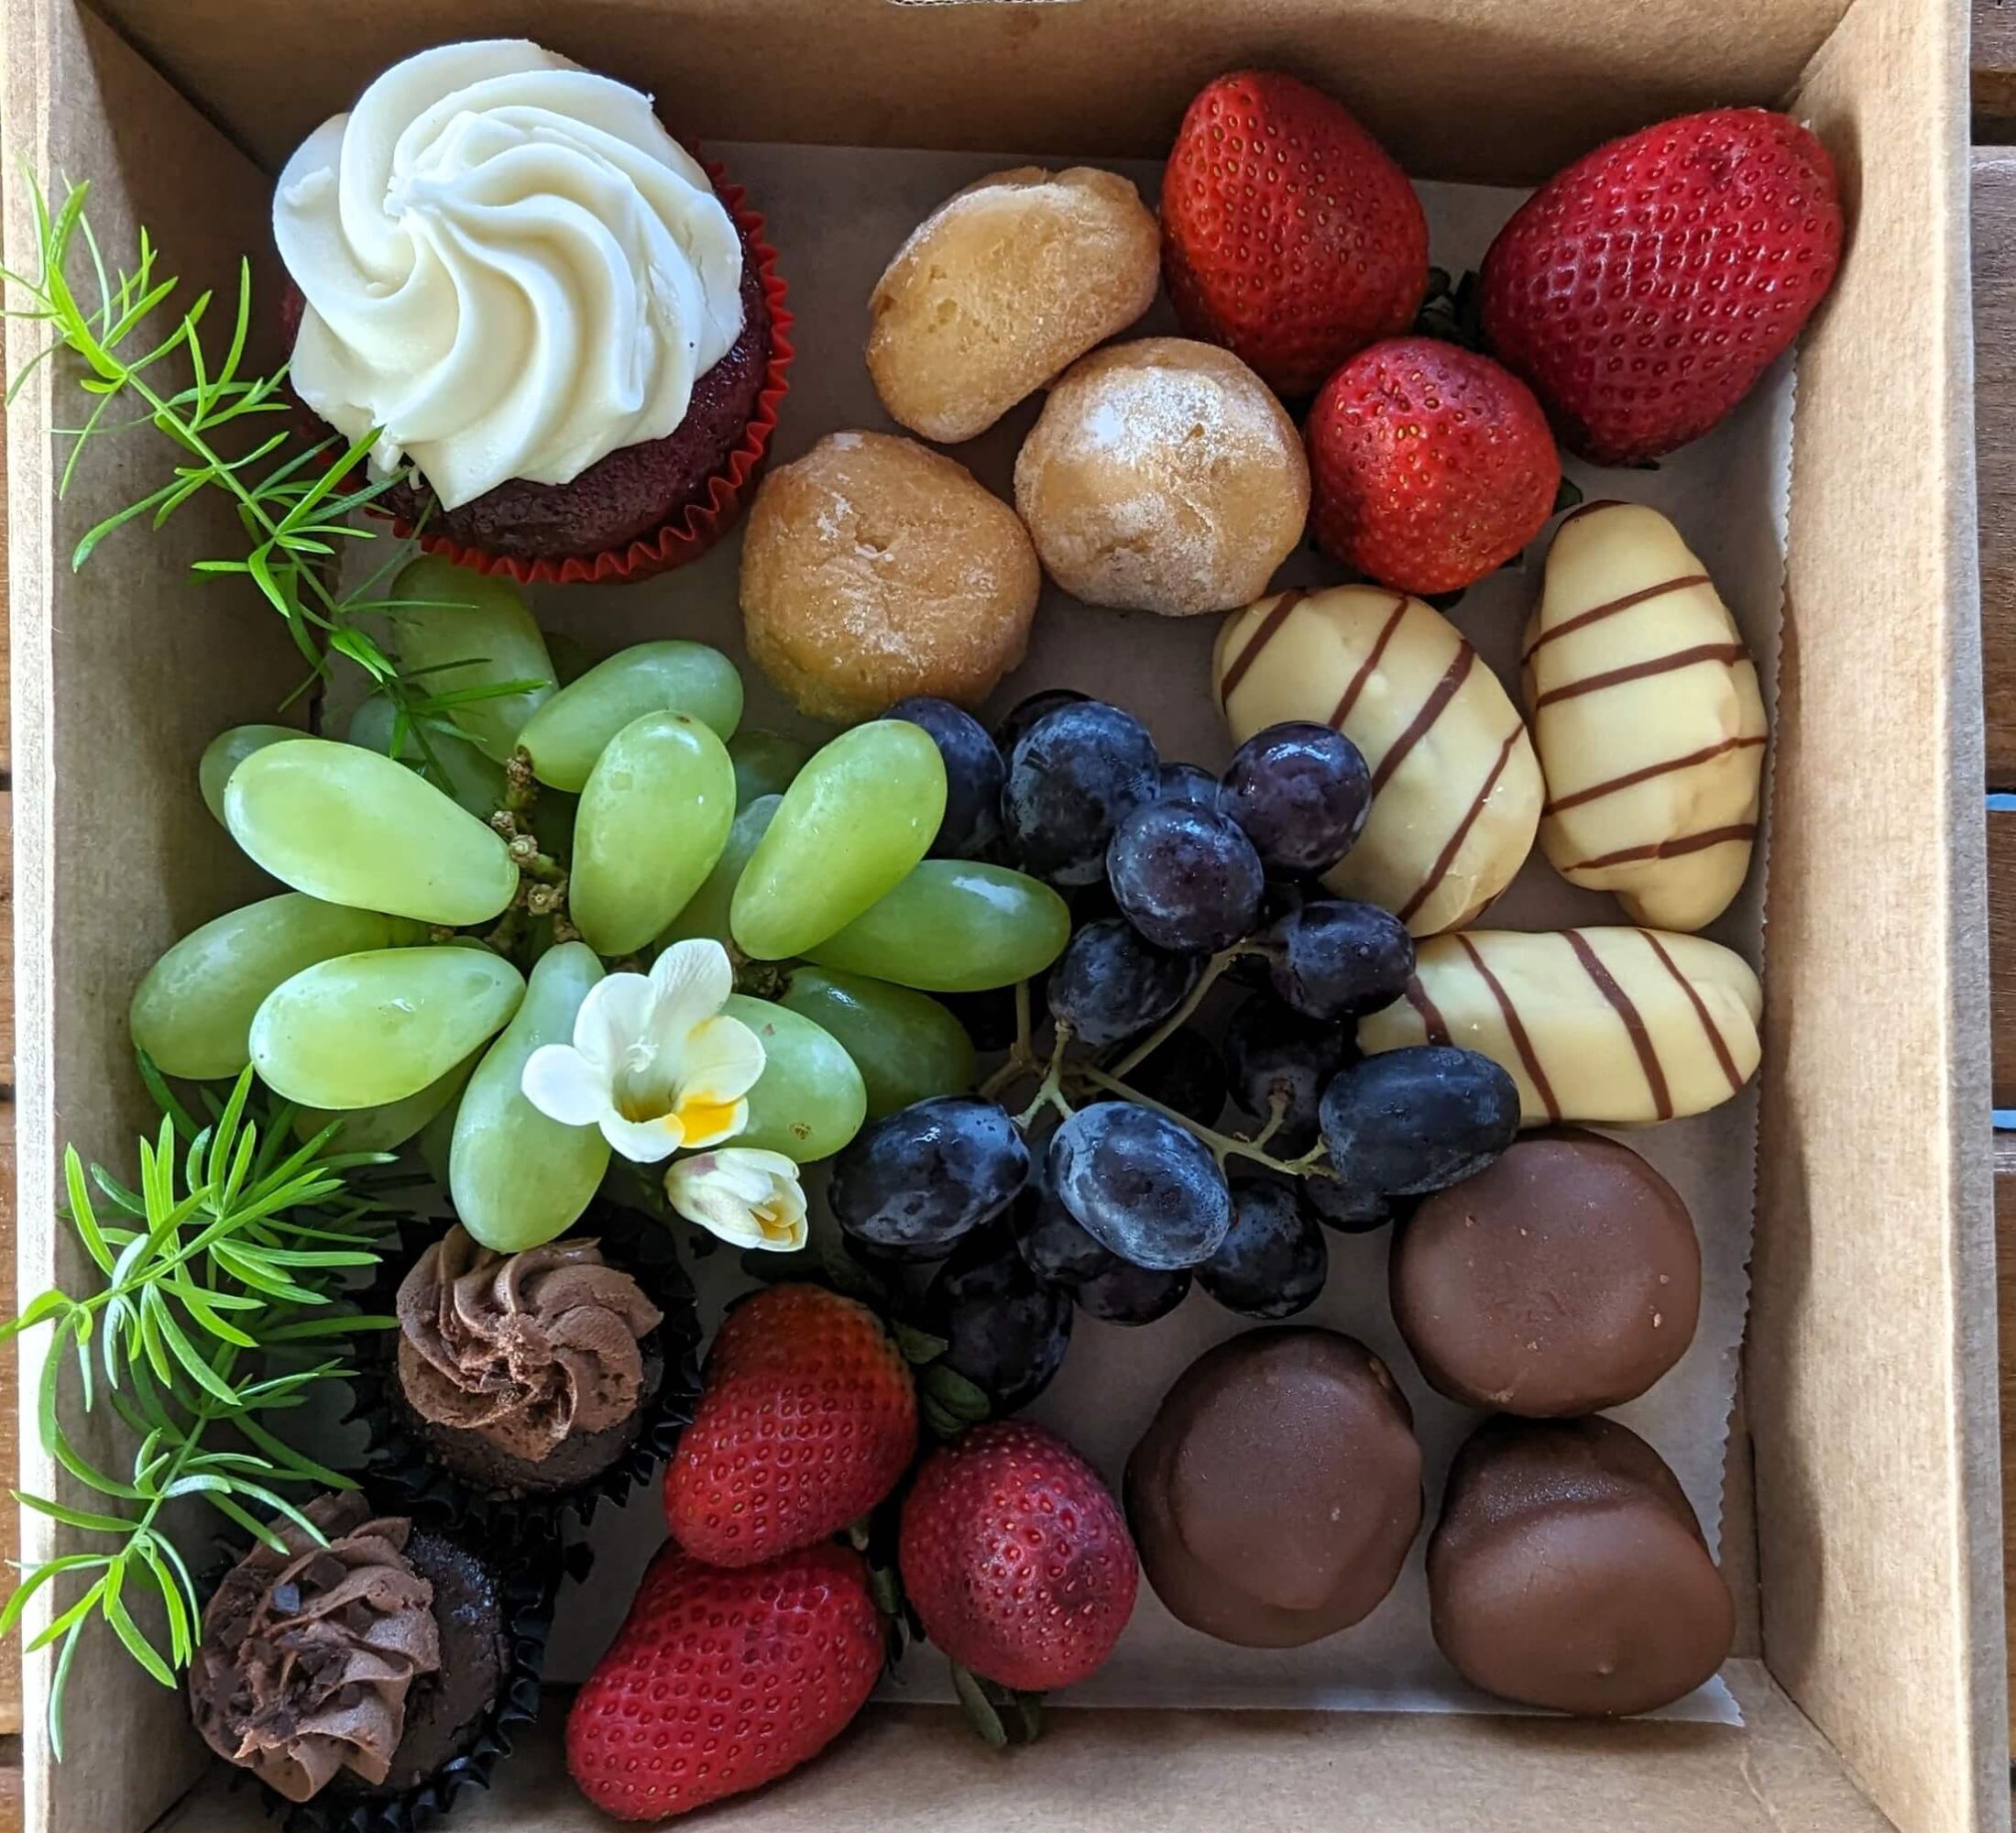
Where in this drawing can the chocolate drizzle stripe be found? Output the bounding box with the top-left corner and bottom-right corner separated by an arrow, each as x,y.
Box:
1531,642 -> 1748,709
1643,929 -> 1744,1092
1329,592 -> 1411,728
1565,823 -> 1759,873
1521,574 -> 1712,664
1562,931 -> 1671,1119
1369,642 -> 1477,796
1398,727 -> 1521,925
1543,734 -> 1767,815
1218,589 -> 1306,705
1453,934 -> 1559,1122
1403,976 -> 1452,1046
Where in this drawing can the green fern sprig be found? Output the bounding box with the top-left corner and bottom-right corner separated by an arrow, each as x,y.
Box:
0,170 -> 547,788
0,1064 -> 399,1759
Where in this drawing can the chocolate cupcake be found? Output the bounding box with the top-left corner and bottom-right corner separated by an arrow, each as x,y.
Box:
273,39 -> 792,584
352,1203 -> 701,1529
189,1490 -> 553,1829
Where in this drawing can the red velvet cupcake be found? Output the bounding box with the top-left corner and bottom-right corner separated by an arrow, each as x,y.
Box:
274,39 -> 792,584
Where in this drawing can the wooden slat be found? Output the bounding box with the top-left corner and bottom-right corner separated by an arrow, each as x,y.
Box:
1979,0 -> 2016,139
1995,1186 -> 2011,1755
1993,809 -> 2016,1110
1974,149 -> 2016,786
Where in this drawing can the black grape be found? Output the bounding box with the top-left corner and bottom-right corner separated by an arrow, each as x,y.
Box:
887,695 -> 1004,859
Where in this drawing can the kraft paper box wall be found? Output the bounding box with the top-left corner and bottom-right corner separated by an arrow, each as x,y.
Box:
0,0 -> 2000,1830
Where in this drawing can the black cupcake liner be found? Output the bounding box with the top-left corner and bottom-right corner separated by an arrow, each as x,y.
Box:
345,1199 -> 703,1536
200,1498 -> 587,1833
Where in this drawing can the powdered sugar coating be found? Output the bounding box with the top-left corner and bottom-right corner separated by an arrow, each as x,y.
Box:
1014,338 -> 1309,618
869,167 -> 1159,445
740,431 -> 1040,721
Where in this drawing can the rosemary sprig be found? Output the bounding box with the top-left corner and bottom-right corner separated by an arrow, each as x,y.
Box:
0,170 -> 542,788
0,1064 -> 400,1759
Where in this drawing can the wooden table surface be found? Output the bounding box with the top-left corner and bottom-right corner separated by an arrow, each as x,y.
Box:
0,15 -> 2011,1833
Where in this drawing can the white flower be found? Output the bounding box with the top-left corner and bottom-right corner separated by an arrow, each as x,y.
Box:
520,939 -> 764,1163
664,1148 -> 808,1252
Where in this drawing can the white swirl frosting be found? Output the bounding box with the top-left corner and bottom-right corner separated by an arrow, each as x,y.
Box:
274,39 -> 745,510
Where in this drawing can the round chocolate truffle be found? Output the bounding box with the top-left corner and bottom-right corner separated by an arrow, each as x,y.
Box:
1390,1131 -> 1700,1416
1428,1414 -> 1735,1716
1124,1328 -> 1422,1647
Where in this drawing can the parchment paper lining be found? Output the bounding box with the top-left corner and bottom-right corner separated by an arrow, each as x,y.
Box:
371,145 -> 1791,1727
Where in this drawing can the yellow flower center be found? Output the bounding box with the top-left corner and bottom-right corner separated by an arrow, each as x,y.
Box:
675,1096 -> 742,1141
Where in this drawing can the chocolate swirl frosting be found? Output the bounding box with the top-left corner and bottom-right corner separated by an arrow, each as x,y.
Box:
189,1491 -> 441,1801
394,1225 -> 663,1464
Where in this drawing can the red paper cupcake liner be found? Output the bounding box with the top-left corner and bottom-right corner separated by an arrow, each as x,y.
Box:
392,159 -> 794,587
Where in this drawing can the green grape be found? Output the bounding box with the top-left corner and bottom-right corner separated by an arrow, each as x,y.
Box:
346,694 -> 509,820
806,862 -> 1071,992
543,628 -> 597,687
658,795 -> 779,950
199,723 -> 301,825
729,730 -> 813,808
519,641 -> 744,791
778,967 -> 976,1118
250,946 -> 524,1109
452,942 -> 610,1251
723,994 -> 867,1162
387,555 -> 556,761
731,722 -> 948,961
292,1050 -> 477,1152
225,738 -> 520,926
130,893 -> 425,1080
570,713 -> 736,957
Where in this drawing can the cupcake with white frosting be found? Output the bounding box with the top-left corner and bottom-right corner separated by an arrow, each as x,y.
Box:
274,38 -> 790,581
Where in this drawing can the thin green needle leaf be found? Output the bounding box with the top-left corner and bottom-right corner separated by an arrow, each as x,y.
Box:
104,1577 -> 176,1688
50,1427 -> 143,1501
48,1618 -> 86,1762
142,1291 -> 242,1405
235,1416 -> 354,1490
15,1491 -> 136,1536
134,1537 -> 192,1666
217,258 -> 252,393
0,1556 -> 104,1640
29,1578 -> 110,1656
72,477 -> 182,568
135,1049 -> 201,1136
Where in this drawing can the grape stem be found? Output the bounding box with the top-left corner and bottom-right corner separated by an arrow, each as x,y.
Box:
505,747 -> 539,819
1013,1024 -> 1076,1128
1106,945 -> 1260,1081
1249,1090 -> 1289,1154
978,985 -> 1041,1103
1074,1064 -> 1328,1179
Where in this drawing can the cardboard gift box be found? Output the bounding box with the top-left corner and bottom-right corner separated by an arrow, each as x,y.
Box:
1,0 -> 2000,1828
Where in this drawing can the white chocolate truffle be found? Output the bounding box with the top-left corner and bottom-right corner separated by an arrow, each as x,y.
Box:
868,167 -> 1160,445
1524,502 -> 1767,930
740,431 -> 1040,722
1015,338 -> 1309,618
1359,927 -> 1762,1125
1213,586 -> 1541,935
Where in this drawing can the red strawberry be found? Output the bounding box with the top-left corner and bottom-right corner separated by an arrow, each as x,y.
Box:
898,1421 -> 1136,1692
664,1283 -> 917,1566
1306,335 -> 1561,595
565,1541 -> 883,1822
1161,71 -> 1429,397
1479,107 -> 1843,466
